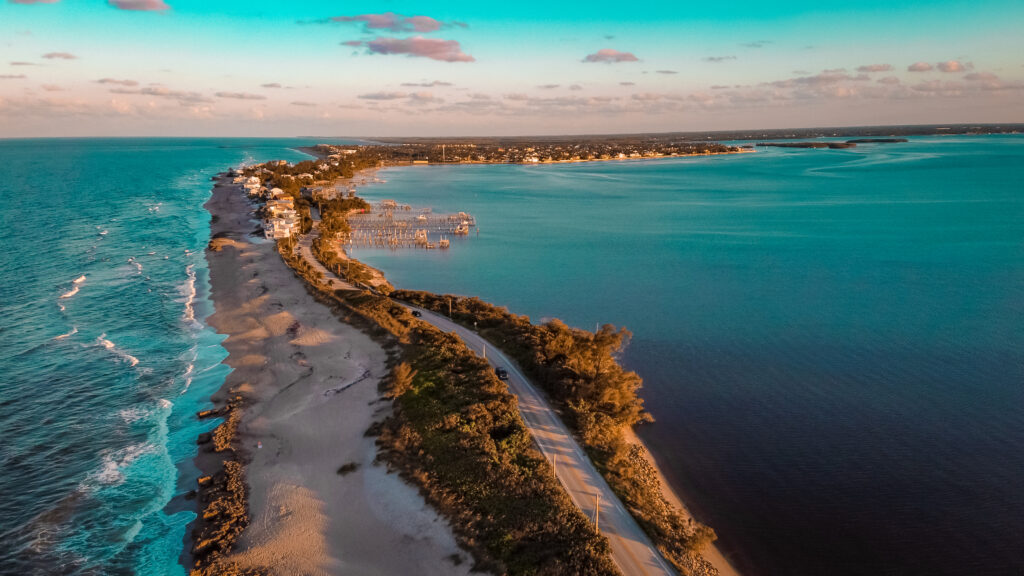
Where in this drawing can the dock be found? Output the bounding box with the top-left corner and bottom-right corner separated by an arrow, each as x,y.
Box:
344,201 -> 476,249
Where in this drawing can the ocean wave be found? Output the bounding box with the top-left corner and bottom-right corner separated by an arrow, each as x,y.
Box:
180,264 -> 199,327
60,274 -> 87,299
96,334 -> 140,367
179,362 -> 196,395
128,257 -> 143,274
54,326 -> 78,341
89,442 -> 155,487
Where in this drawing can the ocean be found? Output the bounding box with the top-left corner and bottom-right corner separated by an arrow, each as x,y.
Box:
350,135 -> 1024,576
0,138 -> 323,575
1,135 -> 1021,576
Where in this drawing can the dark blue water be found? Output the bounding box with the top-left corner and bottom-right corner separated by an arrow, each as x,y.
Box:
0,138 -> 334,575
352,136 -> 1024,576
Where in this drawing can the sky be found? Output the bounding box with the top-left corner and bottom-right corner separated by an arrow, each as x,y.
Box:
1,0 -> 1023,137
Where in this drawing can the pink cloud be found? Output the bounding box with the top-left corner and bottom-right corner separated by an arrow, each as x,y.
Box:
97,78 -> 138,86
856,64 -> 892,73
583,49 -> 639,63
0,74 -> 28,79
907,62 -> 934,72
108,0 -> 169,11
937,60 -> 972,73
42,52 -> 76,59
349,37 -> 474,63
877,76 -> 901,85
358,91 -> 408,100
332,12 -> 459,33
215,91 -> 266,100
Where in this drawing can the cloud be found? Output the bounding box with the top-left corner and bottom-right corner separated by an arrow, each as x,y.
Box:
42,52 -> 76,60
10,61 -> 36,66
290,101 -> 315,107
937,60 -> 972,73
346,37 -> 474,62
261,82 -> 282,88
583,49 -> 639,64
0,74 -> 27,79
109,86 -> 211,105
41,84 -> 63,91
108,0 -> 169,10
358,91 -> 408,100
964,71 -> 999,82
400,80 -> 453,87
97,78 -> 138,86
856,64 -> 892,73
619,81 -> 635,86
538,84 -> 560,89
710,85 -> 730,90
569,84 -> 583,91
767,69 -> 867,89
330,12 -> 462,34
741,40 -> 771,49
877,76 -> 901,85
215,91 -> 266,100
908,61 -> 934,72
656,70 -> 678,75
703,56 -> 736,63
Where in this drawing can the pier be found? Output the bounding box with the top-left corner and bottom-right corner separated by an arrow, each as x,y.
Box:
344,201 -> 475,249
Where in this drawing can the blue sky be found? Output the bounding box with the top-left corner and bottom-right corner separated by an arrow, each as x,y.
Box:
1,0 -> 1022,136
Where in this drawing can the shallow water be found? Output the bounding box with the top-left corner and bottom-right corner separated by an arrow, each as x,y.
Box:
352,136 -> 1024,576
0,138 -> 326,575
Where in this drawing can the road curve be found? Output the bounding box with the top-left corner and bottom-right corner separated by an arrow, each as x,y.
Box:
402,304 -> 676,576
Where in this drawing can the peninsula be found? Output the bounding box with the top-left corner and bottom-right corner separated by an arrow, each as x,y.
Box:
187,152 -> 742,576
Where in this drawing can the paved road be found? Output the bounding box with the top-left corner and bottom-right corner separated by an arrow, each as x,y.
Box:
296,222 -> 356,291
402,304 -> 676,576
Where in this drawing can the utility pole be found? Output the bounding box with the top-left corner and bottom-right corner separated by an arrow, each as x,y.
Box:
448,297 -> 452,318
552,453 -> 557,477
595,492 -> 600,528
482,343 -> 486,359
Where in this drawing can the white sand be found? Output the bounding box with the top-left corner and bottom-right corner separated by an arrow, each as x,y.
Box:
205,178 -> 473,576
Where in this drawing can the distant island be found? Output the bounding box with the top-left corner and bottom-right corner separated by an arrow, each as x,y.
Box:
757,138 -> 909,149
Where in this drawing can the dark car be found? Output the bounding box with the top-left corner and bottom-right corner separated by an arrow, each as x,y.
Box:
495,367 -> 509,380
411,310 -> 422,317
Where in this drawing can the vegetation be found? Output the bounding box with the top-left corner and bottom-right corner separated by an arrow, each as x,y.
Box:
376,325 -> 620,576
393,291 -> 719,575
273,233 -> 621,574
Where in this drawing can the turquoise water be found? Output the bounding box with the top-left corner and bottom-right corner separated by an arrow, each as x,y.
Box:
2,136 -> 1021,576
352,136 -> 1024,576
0,139 -> 326,575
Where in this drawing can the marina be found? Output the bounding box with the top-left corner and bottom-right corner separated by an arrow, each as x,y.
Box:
344,200 -> 476,249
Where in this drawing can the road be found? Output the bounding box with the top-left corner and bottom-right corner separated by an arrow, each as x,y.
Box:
402,304 -> 676,576
296,221 -> 356,291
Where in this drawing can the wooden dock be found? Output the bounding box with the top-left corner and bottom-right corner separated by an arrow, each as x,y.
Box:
345,204 -> 475,249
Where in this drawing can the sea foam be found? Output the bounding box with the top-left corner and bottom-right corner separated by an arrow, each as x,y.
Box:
96,334 -> 140,367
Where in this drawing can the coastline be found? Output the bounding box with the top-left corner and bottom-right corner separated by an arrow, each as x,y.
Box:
185,174 -> 474,575
321,159 -> 745,576
341,160 -> 744,575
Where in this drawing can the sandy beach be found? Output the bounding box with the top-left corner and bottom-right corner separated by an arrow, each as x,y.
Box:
195,175 -> 474,575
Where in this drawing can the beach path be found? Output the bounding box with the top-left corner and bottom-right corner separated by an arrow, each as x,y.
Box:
401,304 -> 677,576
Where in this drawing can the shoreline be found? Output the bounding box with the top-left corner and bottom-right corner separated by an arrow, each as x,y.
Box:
184,173 -> 475,575
342,162 -> 744,576
189,157 -> 744,575
299,145 -> 753,166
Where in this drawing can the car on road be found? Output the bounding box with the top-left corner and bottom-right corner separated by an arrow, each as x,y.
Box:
411,310 -> 422,317
494,367 -> 509,380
